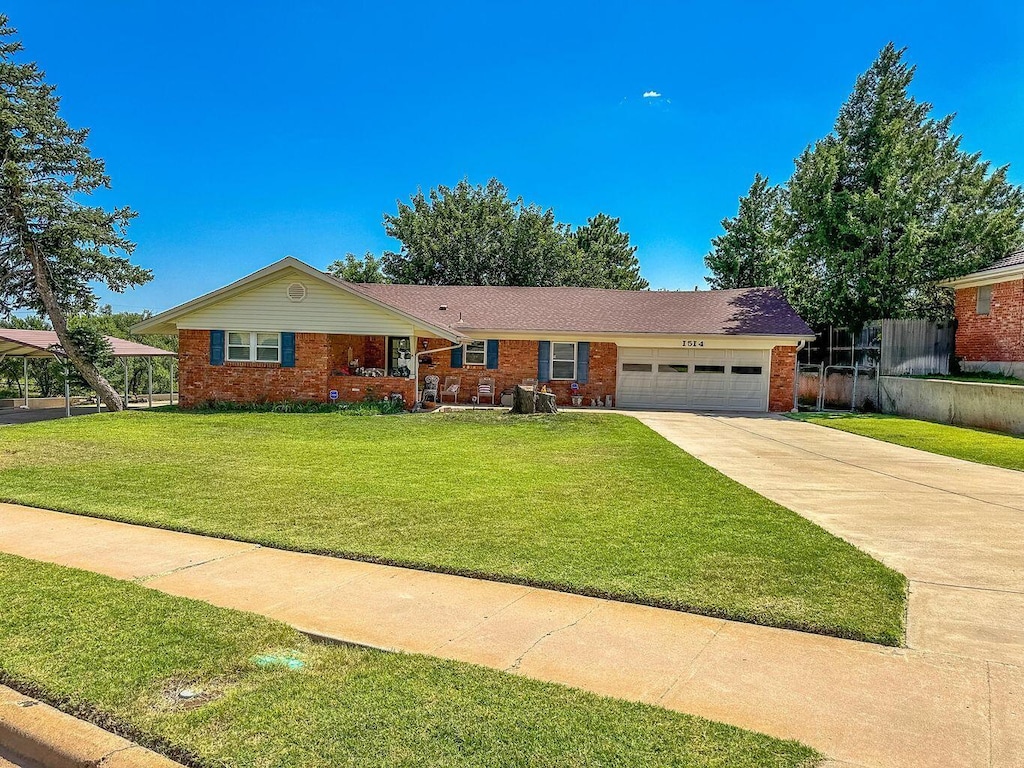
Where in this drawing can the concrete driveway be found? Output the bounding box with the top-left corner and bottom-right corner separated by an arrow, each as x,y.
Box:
634,411 -> 1024,665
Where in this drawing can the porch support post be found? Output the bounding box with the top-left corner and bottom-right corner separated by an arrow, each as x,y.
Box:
147,357 -> 153,408
170,358 -> 175,405
412,336 -> 419,405
23,356 -> 29,408
123,359 -> 129,405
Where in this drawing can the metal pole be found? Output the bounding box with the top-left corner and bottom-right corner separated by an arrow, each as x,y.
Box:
63,363 -> 70,418
147,357 -> 153,408
96,388 -> 101,412
23,356 -> 29,408
170,358 -> 176,405
123,359 -> 129,406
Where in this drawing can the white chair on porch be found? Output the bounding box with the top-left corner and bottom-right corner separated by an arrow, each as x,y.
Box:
422,375 -> 440,404
477,377 -> 495,405
440,376 -> 461,403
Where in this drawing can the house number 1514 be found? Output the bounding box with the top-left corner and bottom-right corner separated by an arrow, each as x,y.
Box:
681,340 -> 705,347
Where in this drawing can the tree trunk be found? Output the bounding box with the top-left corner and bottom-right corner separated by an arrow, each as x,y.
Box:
23,240 -> 124,412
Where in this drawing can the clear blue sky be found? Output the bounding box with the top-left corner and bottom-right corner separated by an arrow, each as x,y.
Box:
11,1 -> 1024,312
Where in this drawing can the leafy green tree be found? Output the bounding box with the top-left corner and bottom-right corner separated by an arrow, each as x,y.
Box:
704,174 -> 789,289
326,252 -> 388,283
380,179 -> 647,289
786,43 -> 1024,327
0,315 -> 58,397
381,179 -> 573,286
0,16 -> 150,410
569,213 -> 649,290
71,306 -> 177,397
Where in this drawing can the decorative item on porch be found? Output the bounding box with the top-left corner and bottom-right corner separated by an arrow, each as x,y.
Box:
570,381 -> 583,407
510,384 -> 557,414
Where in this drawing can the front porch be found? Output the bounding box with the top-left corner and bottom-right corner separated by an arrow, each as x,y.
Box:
324,333 -> 421,407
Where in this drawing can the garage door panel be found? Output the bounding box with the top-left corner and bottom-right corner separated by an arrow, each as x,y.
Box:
617,347 -> 769,412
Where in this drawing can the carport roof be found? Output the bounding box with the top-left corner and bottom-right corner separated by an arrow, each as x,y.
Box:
0,330 -> 175,359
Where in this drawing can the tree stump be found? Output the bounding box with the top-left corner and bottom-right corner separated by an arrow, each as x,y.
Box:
510,385 -> 558,414
536,391 -> 557,413
511,385 -> 535,414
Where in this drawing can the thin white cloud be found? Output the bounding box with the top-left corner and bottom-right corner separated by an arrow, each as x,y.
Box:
643,90 -> 661,98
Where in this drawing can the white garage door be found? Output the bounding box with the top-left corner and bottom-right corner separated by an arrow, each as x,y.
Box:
617,348 -> 770,411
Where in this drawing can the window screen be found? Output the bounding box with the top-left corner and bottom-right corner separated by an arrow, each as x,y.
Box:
976,285 -> 992,315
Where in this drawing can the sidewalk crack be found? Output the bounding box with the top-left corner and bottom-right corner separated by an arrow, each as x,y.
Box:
432,588 -> 536,654
656,619 -> 726,703
505,602 -> 602,673
136,544 -> 260,583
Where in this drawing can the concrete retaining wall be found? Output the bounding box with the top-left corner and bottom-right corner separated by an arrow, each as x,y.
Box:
878,376 -> 1024,435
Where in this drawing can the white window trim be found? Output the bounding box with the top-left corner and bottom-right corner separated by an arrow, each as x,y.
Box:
550,341 -> 577,381
227,331 -> 281,363
463,339 -> 486,366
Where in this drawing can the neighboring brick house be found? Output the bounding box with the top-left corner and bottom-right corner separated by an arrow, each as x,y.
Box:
944,249 -> 1024,379
134,257 -> 814,412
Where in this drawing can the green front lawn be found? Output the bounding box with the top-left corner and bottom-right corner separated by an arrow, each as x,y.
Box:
0,553 -> 818,768
0,411 -> 906,644
792,412 -> 1024,472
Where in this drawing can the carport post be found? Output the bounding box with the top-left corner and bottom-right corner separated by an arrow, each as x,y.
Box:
96,389 -> 101,412
63,363 -> 70,418
147,357 -> 153,408
169,358 -> 175,405
23,357 -> 29,408
122,359 -> 129,405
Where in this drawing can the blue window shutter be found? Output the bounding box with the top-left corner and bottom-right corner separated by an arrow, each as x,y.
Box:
576,341 -> 590,384
209,330 -> 224,366
451,345 -> 463,368
486,339 -> 499,369
537,341 -> 550,382
281,332 -> 296,367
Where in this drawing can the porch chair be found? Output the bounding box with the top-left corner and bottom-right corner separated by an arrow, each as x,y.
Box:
422,375 -> 440,404
440,376 -> 461,404
477,376 -> 495,405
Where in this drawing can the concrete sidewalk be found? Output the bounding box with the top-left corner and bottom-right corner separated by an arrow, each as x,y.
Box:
0,503 -> 1019,768
634,411 -> 1024,667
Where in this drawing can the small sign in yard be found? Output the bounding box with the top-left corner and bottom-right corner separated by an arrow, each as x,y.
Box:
329,389 -> 339,401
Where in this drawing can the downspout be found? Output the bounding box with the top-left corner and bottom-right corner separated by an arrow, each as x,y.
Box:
792,340 -> 807,412
413,337 -> 473,406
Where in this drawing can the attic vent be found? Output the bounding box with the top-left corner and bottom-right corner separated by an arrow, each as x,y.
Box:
286,282 -> 307,302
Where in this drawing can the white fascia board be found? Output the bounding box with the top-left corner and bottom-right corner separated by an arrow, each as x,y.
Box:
940,266 -> 1024,289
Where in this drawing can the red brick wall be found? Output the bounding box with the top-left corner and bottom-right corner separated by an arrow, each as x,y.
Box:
954,280 -> 1024,363
769,345 -> 796,412
179,330 -> 333,407
418,338 -> 618,405
327,375 -> 416,406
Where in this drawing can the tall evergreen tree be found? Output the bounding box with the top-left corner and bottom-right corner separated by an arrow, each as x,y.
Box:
704,174 -> 789,289
786,43 -> 1024,327
0,16 -> 150,409
569,213 -> 648,290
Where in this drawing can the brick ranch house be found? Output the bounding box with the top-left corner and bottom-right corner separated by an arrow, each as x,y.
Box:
943,249 -> 1024,379
133,257 -> 815,412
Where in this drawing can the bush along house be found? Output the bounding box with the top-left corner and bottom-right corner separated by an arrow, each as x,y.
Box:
943,248 -> 1024,379
133,257 -> 815,412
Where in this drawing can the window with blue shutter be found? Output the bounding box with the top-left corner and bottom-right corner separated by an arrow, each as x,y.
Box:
537,341 -> 551,382
451,345 -> 463,368
576,341 -> 590,384
486,339 -> 499,369
209,330 -> 225,366
281,332 -> 296,367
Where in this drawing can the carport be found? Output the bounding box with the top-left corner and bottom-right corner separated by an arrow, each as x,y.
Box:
0,329 -> 177,416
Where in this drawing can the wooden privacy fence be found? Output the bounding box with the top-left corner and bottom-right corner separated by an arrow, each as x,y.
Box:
878,319 -> 955,376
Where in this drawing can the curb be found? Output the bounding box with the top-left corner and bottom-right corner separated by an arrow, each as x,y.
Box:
0,685 -> 182,768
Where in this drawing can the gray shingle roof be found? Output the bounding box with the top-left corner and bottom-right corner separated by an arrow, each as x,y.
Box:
977,248 -> 1024,273
352,283 -> 814,337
